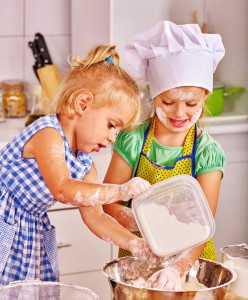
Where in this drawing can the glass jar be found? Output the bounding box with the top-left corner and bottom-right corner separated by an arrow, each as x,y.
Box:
25,84 -> 50,127
2,80 -> 27,118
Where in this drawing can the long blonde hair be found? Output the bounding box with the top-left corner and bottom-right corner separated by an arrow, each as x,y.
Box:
53,44 -> 141,130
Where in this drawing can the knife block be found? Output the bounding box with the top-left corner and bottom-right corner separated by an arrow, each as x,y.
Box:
37,64 -> 61,112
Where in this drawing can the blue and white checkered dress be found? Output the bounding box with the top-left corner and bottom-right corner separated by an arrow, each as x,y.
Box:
0,114 -> 92,285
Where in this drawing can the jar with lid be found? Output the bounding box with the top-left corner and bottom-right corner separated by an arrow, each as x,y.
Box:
2,79 -> 27,118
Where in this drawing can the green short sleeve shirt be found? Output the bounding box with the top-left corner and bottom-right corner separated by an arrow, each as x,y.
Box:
114,121 -> 226,177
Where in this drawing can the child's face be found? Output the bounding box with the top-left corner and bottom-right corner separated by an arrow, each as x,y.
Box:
154,86 -> 208,132
74,102 -> 134,153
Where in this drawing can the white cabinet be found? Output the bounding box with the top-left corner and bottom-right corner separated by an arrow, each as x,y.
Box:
48,208 -> 112,299
210,130 -> 248,261
0,117 -> 25,146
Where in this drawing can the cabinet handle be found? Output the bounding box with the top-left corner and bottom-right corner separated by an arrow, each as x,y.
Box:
57,242 -> 72,249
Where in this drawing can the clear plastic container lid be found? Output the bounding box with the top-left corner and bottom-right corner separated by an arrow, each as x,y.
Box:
132,175 -> 215,257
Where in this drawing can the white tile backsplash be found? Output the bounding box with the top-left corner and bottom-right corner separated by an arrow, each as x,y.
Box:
0,37 -> 24,79
43,36 -> 72,75
0,0 -> 247,115
0,0 -> 24,36
25,0 -> 71,36
0,0 -> 71,112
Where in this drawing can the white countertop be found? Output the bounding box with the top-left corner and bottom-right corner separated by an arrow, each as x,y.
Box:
201,114 -> 248,135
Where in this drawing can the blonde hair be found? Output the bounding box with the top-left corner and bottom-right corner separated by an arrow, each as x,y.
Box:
53,44 -> 141,130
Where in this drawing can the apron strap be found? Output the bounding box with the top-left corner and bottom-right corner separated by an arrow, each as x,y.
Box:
142,118 -> 155,155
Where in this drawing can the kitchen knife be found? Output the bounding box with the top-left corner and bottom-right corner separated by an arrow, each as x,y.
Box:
28,41 -> 44,80
28,32 -> 61,107
34,33 -> 53,65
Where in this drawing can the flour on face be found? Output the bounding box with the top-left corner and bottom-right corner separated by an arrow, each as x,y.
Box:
156,106 -> 202,130
168,88 -> 194,101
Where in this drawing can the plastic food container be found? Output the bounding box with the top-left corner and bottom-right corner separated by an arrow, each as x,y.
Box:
132,175 -> 215,257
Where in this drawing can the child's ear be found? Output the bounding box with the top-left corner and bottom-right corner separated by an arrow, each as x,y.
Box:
75,92 -> 93,113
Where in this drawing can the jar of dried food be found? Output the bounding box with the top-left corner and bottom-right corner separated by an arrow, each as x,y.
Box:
2,80 -> 27,118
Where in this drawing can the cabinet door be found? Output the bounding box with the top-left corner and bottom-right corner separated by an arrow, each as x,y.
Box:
48,208 -> 111,274
212,132 -> 248,261
214,161 -> 248,261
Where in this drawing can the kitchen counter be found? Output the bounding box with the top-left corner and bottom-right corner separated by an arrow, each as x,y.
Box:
201,114 -> 248,134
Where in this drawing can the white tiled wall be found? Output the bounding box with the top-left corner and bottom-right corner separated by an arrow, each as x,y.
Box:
1,0 -> 247,114
0,0 -> 71,110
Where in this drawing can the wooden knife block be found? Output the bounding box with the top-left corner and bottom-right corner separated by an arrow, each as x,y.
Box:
37,64 -> 61,113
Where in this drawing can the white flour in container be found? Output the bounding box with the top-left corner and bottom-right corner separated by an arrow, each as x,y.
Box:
136,202 -> 210,256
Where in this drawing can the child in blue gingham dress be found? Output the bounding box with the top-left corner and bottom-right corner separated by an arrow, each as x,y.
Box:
0,44 -> 157,285
0,115 -> 92,284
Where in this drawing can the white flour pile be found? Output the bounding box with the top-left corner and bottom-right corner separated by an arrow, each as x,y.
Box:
128,275 -> 206,291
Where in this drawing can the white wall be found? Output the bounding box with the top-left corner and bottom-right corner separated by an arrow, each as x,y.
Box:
0,0 -> 71,110
1,0 -> 247,114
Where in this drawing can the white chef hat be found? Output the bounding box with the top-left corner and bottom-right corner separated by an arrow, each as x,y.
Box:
125,21 -> 225,99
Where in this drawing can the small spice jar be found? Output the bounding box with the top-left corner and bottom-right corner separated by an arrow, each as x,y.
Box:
2,79 -> 27,118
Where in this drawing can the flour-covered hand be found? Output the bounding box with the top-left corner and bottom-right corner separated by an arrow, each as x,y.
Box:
128,239 -> 165,263
147,265 -> 181,290
120,177 -> 151,201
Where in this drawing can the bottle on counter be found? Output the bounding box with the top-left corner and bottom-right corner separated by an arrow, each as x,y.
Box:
1,80 -> 27,118
25,84 -> 50,127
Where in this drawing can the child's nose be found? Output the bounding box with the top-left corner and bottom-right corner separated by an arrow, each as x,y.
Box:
174,104 -> 185,118
108,131 -> 117,143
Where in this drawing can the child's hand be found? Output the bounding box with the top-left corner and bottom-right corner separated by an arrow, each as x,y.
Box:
127,238 -> 165,263
146,265 -> 181,290
120,177 -> 150,201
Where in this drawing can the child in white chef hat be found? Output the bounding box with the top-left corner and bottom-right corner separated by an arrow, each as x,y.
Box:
103,21 -> 225,290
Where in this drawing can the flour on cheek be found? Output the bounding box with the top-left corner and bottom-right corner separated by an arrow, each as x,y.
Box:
156,106 -> 168,127
156,106 -> 202,130
186,108 -> 202,129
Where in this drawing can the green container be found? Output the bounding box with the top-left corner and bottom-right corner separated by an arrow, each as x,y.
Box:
206,82 -> 245,116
